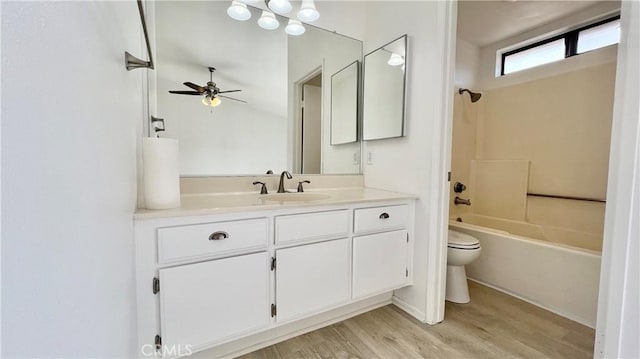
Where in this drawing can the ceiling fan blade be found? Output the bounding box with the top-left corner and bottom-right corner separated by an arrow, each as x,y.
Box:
169,90 -> 202,95
219,95 -> 247,103
218,89 -> 242,94
183,82 -> 205,92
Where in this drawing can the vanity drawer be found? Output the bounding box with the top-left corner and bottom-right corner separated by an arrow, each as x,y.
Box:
353,204 -> 409,233
157,218 -> 268,264
275,210 -> 349,245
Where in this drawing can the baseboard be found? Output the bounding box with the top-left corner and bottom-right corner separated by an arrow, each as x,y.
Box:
391,295 -> 426,322
191,293 -> 393,358
468,278 -> 595,328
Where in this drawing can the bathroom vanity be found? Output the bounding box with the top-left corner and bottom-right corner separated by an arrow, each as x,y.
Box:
134,187 -> 415,357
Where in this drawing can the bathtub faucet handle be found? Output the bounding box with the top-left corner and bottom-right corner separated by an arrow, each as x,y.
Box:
454,196 -> 471,206
454,182 -> 467,193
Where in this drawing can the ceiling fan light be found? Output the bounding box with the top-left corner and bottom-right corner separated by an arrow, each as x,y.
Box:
387,53 -> 405,66
227,1 -> 251,21
210,96 -> 222,107
297,0 -> 319,22
202,96 -> 211,106
258,10 -> 280,30
285,19 -> 305,36
267,0 -> 292,15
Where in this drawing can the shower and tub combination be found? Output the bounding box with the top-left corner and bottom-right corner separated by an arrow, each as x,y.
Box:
449,213 -> 601,327
448,87 -> 603,328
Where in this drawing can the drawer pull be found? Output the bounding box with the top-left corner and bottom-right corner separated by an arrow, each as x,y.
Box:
209,231 -> 229,241
379,212 -> 390,219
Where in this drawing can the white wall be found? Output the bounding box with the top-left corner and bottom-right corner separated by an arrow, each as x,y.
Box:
454,38 -> 479,89
363,1 -> 455,323
1,2 -> 141,357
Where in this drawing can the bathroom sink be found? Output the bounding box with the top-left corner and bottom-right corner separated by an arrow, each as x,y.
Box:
262,193 -> 330,202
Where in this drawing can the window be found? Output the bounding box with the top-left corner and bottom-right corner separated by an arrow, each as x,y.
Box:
578,18 -> 621,53
503,39 -> 565,75
501,15 -> 620,76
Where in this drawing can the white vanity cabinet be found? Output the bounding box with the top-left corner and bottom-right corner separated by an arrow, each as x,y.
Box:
352,204 -> 412,299
353,230 -> 409,298
134,197 -> 414,358
159,252 -> 270,351
274,210 -> 351,322
276,238 -> 351,323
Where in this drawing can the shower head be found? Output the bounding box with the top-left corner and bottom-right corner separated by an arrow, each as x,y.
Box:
458,88 -> 482,103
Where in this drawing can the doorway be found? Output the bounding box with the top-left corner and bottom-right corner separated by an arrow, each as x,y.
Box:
449,0 -> 620,344
295,69 -> 322,174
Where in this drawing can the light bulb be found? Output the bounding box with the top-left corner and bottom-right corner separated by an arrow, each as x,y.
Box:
227,1 -> 251,21
257,10 -> 280,30
285,19 -> 305,36
202,96 -> 210,106
267,0 -> 292,15
387,53 -> 404,66
297,0 -> 319,22
210,96 -> 222,107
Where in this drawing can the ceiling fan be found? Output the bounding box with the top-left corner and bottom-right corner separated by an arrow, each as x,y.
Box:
169,67 -> 246,107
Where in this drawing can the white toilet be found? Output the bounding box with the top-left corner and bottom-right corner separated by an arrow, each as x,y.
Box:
446,229 -> 481,303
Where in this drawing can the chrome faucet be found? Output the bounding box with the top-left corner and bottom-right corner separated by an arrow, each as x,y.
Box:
277,171 -> 292,193
454,196 -> 471,206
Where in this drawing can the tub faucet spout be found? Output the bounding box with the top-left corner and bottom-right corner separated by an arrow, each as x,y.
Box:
454,196 -> 471,206
277,171 -> 293,193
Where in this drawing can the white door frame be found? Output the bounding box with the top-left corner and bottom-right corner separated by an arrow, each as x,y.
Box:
594,1 -> 640,357
425,0 -> 458,325
292,66 -> 323,174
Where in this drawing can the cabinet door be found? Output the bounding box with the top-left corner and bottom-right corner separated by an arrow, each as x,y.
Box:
276,238 -> 350,323
159,252 -> 269,351
353,230 -> 409,299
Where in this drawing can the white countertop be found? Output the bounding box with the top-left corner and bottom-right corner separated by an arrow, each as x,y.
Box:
134,187 -> 416,219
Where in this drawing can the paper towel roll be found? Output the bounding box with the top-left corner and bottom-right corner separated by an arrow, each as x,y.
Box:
143,137 -> 181,209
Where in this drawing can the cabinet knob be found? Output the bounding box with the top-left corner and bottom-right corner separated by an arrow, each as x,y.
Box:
209,231 -> 229,240
379,212 -> 390,219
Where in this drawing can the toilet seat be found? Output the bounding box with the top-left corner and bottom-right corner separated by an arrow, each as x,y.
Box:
448,230 -> 480,250
448,243 -> 481,250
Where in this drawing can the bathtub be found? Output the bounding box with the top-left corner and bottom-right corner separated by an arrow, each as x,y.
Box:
449,213 -> 601,328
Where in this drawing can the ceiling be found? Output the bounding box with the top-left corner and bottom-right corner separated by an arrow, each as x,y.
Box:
457,0 -> 617,47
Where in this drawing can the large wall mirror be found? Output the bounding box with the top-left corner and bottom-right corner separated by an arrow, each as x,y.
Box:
152,1 -> 362,176
362,35 -> 407,140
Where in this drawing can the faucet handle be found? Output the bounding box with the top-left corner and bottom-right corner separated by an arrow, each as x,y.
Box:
253,181 -> 268,194
453,182 -> 467,193
297,180 -> 311,193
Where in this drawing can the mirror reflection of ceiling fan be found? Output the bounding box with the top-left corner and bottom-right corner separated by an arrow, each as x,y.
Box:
169,67 -> 247,107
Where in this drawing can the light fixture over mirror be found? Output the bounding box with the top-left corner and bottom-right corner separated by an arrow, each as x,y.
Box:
297,0 -> 319,22
285,19 -> 305,36
227,0 -> 320,36
227,1 -> 251,21
258,10 -> 280,30
267,0 -> 292,15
